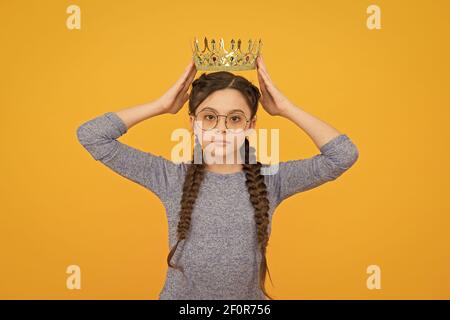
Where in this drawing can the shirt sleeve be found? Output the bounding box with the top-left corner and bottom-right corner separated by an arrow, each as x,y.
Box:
263,133 -> 359,205
76,111 -> 184,202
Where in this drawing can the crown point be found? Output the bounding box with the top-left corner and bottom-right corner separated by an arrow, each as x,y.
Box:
192,36 -> 262,71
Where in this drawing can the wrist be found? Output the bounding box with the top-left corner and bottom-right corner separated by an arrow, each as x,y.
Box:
147,99 -> 169,116
278,101 -> 298,118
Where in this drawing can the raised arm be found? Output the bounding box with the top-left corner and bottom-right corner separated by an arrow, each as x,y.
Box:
76,106 -> 179,202
256,55 -> 359,204
265,133 -> 359,204
76,60 -> 197,202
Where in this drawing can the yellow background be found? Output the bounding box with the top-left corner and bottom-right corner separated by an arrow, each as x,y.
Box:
1,0 -> 449,299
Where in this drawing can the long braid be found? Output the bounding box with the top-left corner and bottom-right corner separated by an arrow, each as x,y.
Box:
167,135 -> 274,300
241,138 -> 275,300
167,136 -> 205,273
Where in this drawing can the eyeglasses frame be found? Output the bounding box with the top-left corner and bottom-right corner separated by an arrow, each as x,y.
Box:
188,109 -> 253,132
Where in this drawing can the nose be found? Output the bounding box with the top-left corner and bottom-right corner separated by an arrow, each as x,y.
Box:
215,115 -> 227,132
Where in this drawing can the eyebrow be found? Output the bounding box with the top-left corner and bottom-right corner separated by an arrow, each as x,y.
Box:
201,106 -> 246,114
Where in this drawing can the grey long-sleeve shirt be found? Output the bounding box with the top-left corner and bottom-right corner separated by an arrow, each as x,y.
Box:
76,111 -> 359,300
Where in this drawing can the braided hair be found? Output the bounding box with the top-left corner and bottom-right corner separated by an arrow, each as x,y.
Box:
167,71 -> 274,300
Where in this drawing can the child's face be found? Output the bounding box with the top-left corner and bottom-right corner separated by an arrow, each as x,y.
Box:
189,88 -> 256,164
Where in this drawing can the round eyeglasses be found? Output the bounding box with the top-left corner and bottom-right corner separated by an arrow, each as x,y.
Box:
189,109 -> 251,132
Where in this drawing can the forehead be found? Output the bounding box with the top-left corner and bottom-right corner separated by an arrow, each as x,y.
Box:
196,88 -> 251,114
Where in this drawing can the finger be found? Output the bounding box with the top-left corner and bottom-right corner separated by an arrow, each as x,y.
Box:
257,69 -> 272,99
257,65 -> 271,90
258,61 -> 273,84
258,54 -> 267,71
258,55 -> 273,83
257,59 -> 278,105
256,64 -> 266,87
174,60 -> 196,88
173,90 -> 190,112
176,91 -> 189,106
257,55 -> 264,69
183,61 -> 197,85
257,58 -> 269,82
185,59 -> 195,71
256,68 -> 266,91
180,65 -> 197,93
181,61 -> 194,80
258,66 -> 277,96
174,66 -> 196,106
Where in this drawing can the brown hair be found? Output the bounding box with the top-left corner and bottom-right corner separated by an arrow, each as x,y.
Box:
166,71 -> 274,300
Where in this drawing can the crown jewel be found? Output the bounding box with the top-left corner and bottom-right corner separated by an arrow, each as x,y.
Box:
192,37 -> 263,71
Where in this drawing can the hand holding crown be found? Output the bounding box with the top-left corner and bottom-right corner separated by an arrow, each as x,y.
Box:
154,60 -> 197,115
256,55 -> 295,117
191,37 -> 296,117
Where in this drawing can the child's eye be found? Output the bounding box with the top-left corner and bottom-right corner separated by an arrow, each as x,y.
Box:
205,115 -> 216,121
230,116 -> 242,122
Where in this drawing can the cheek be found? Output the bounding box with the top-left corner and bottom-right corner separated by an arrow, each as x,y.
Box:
193,127 -> 205,146
232,134 -> 246,149
228,133 -> 246,154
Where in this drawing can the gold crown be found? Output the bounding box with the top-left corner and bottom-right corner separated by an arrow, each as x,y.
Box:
191,37 -> 263,71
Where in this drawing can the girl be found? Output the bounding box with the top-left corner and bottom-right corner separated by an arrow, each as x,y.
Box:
76,55 -> 359,300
